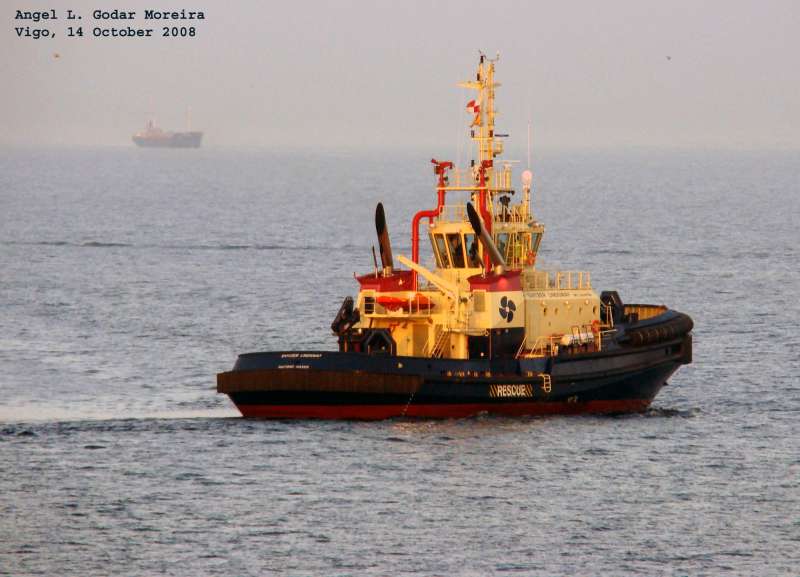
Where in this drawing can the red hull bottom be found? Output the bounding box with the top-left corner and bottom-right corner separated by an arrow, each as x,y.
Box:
234,399 -> 652,420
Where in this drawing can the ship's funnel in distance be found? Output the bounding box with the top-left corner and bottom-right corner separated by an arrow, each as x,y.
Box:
467,202 -> 505,273
375,202 -> 394,274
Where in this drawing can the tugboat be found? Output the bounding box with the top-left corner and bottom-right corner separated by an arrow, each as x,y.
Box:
217,54 -> 693,419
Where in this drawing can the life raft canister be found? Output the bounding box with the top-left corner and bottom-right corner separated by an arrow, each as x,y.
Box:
376,293 -> 434,311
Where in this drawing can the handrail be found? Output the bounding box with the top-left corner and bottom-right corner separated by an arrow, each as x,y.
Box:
436,204 -> 468,222
361,294 -> 434,318
516,334 -> 561,358
439,166 -> 514,191
436,202 -> 528,226
422,326 -> 438,356
523,269 -> 592,290
517,327 -> 605,357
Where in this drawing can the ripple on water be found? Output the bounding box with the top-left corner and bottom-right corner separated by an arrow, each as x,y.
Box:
2,149 -> 798,575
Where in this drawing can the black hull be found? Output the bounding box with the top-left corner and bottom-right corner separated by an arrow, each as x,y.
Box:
217,333 -> 692,420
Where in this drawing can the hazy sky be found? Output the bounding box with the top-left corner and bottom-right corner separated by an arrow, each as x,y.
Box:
2,0 -> 798,149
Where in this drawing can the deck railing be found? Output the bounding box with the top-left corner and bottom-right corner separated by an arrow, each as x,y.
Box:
515,334 -> 561,358
441,166 -> 514,192
436,203 -> 528,226
437,204 -> 468,222
516,325 -> 606,359
361,294 -> 433,318
523,269 -> 592,290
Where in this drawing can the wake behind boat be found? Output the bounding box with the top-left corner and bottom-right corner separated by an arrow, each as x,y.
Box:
217,54 -> 693,419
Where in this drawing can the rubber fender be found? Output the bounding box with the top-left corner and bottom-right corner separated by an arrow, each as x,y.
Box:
626,311 -> 693,346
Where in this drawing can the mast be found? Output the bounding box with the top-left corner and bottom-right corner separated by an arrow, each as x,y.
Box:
458,53 -> 506,270
410,53 -> 543,280
458,53 -> 503,170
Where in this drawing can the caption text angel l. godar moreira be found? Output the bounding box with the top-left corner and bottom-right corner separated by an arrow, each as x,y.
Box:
13,8 -> 206,39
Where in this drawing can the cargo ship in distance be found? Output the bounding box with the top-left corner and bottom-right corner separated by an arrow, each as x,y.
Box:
132,119 -> 202,148
217,53 -> 694,420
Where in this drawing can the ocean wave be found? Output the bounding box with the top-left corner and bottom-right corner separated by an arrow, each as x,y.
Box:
81,241 -> 132,248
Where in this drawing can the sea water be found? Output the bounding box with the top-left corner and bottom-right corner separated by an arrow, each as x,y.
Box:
1,147 -> 797,575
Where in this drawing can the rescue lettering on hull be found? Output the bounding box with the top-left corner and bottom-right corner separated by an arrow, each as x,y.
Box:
489,384 -> 533,398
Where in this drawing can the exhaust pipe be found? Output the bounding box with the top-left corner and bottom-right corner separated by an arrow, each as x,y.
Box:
375,202 -> 394,275
467,202 -> 505,275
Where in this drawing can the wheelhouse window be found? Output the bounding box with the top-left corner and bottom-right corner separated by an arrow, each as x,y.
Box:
464,233 -> 480,267
447,233 -> 466,268
496,233 -> 509,263
531,232 -> 542,254
434,234 -> 450,268
509,233 -> 524,264
431,237 -> 444,268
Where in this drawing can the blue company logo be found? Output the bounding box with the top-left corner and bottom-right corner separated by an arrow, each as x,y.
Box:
499,296 -> 516,323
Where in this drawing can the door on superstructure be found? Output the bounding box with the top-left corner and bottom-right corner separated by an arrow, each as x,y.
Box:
413,324 -> 428,357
